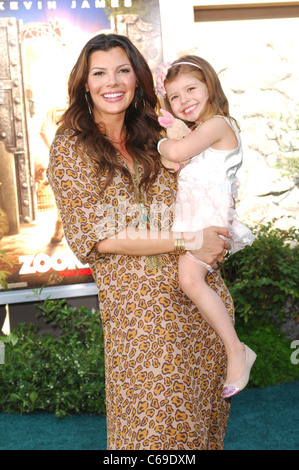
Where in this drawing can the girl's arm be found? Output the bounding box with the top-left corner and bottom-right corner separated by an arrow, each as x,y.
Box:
96,226 -> 231,269
158,116 -> 235,163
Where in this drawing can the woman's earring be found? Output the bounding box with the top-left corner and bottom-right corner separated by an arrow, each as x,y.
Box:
85,92 -> 93,115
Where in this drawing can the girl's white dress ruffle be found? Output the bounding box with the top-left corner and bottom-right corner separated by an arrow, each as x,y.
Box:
172,116 -> 255,254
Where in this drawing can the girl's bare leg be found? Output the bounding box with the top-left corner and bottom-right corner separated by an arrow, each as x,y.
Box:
178,254 -> 246,384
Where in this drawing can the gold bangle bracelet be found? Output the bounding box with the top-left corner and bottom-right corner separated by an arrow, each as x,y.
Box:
174,237 -> 186,254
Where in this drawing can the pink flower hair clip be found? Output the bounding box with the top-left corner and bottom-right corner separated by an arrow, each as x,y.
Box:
154,62 -> 172,99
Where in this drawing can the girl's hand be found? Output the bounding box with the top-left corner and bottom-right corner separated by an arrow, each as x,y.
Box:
160,156 -> 179,171
184,226 -> 231,269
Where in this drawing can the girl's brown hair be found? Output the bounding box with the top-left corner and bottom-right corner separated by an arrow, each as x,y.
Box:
57,34 -> 162,192
164,55 -> 239,130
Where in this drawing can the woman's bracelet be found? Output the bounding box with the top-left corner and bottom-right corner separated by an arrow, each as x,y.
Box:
174,237 -> 186,254
157,137 -> 168,155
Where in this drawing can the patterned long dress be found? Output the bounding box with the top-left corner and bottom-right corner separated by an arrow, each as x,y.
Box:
47,130 -> 233,450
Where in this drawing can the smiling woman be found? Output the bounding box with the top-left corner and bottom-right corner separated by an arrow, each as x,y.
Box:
47,33 -> 233,450
85,47 -> 137,127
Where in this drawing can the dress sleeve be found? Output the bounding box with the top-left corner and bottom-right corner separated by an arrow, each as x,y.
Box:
46,131 -> 125,265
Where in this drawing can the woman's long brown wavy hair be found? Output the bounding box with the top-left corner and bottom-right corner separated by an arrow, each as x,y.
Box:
56,34 -> 162,192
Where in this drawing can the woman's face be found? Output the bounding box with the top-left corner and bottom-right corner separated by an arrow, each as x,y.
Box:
85,47 -> 137,122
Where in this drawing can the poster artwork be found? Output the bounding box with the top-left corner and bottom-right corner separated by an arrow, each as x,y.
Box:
0,0 -> 162,298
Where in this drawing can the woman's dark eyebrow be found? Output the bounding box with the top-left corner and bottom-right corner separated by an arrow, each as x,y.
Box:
90,63 -> 132,72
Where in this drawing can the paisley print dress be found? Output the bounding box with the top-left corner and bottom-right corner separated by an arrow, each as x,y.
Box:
47,130 -> 233,450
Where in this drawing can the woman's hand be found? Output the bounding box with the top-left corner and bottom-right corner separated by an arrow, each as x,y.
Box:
184,226 -> 231,269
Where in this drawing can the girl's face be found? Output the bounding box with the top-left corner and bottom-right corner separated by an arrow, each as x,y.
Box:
85,47 -> 137,122
165,72 -> 209,123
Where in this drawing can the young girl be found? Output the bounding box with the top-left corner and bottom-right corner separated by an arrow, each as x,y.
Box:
155,55 -> 256,398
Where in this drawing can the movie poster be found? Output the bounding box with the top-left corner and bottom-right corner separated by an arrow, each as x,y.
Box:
0,0 -> 162,301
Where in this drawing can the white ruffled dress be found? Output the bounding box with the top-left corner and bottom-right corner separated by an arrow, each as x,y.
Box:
172,116 -> 255,267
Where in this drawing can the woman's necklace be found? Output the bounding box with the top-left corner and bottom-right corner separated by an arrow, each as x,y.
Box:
121,154 -> 162,270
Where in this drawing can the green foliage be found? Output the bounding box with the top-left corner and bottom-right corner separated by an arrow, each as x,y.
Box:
221,218 -> 299,324
221,218 -> 299,388
1,220 -> 298,419
0,298 -> 105,418
236,318 -> 299,388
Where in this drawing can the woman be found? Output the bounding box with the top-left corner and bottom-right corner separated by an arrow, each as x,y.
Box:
47,33 -> 233,450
